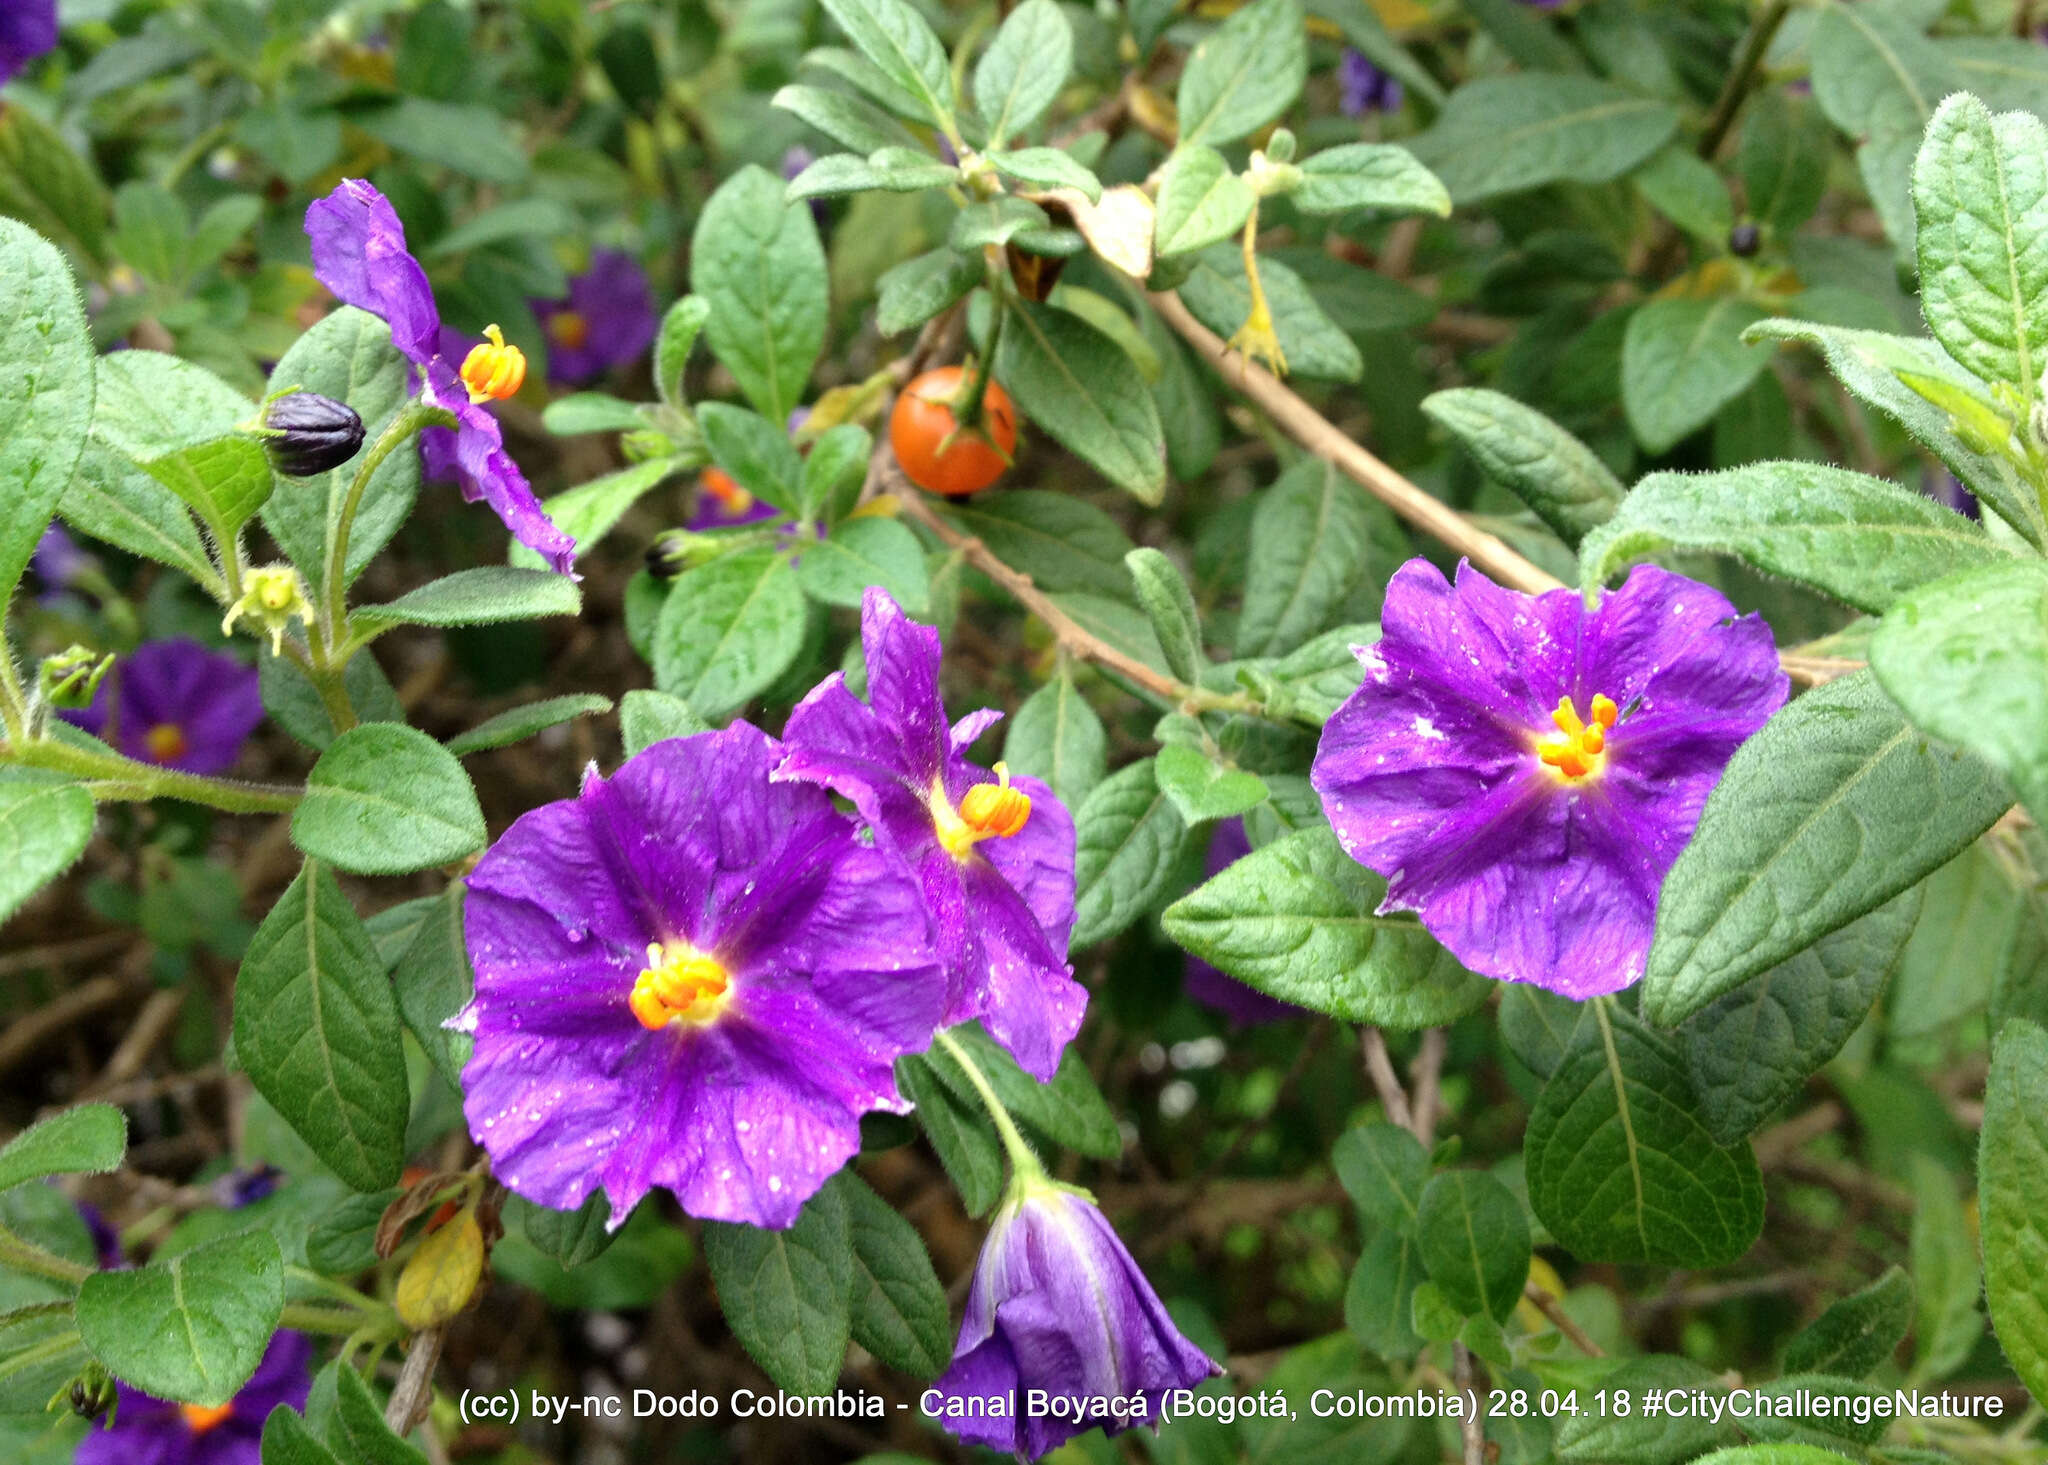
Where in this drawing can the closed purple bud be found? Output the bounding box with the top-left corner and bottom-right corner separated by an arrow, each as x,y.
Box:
262,391 -> 365,476
930,1184 -> 1219,1459
1728,221 -> 1761,258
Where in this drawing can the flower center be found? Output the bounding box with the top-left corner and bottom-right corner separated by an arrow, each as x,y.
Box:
180,1402 -> 234,1433
143,723 -> 189,764
1536,693 -> 1617,781
460,324 -> 527,403
548,310 -> 590,351
628,941 -> 732,1031
929,762 -> 1032,860
702,468 -> 753,515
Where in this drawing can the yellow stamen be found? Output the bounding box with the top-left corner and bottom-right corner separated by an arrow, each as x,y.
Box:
931,763 -> 1033,860
181,1402 -> 234,1433
1536,693 -> 1618,782
628,941 -> 732,1031
143,723 -> 189,765
548,310 -> 590,351
459,324 -> 527,403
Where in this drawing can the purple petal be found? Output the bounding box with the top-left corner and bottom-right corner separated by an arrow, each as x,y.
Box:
305,181 -> 441,367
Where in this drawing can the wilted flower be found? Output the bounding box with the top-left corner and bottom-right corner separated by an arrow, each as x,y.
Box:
929,1180 -> 1219,1458
0,0 -> 57,86
532,249 -> 658,386
1337,49 -> 1401,116
778,589 -> 1084,1081
220,565 -> 315,655
1311,559 -> 1786,998
1185,820 -> 1303,1025
458,723 -> 946,1229
63,639 -> 264,775
304,179 -> 576,574
77,1330 -> 312,1465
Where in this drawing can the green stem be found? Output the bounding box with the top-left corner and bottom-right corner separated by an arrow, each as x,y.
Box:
0,646 -> 28,745
933,1027 -> 1044,1183
1695,0 -> 1793,160
8,735 -> 301,814
321,398 -> 454,651
0,1226 -> 93,1288
285,1266 -> 381,1312
950,293 -> 1009,437
281,1302 -> 396,1339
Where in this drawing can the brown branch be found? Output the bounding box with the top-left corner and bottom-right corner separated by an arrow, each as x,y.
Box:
1409,1029 -> 1447,1150
1453,1343 -> 1485,1465
384,1325 -> 444,1438
1524,1280 -> 1606,1357
0,974 -> 140,1078
1359,1029 -> 1414,1134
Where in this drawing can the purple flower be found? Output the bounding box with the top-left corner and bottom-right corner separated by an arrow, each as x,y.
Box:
777,589 -> 1084,1081
1185,821 -> 1304,1026
1337,49 -> 1402,117
77,1330 -> 312,1465
930,1183 -> 1219,1459
458,723 -> 946,1229
1310,560 -> 1786,998
211,1165 -> 283,1209
74,1198 -> 122,1270
304,180 -> 576,575
1923,467 -> 1980,521
0,0 -> 57,86
532,250 -> 658,386
31,524 -> 95,594
62,639 -> 264,776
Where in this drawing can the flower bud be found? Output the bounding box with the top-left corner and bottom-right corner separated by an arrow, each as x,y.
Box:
38,645 -> 114,712
1728,221 -> 1761,258
63,1363 -> 118,1423
260,391 -> 365,476
619,427 -> 676,463
221,565 -> 316,654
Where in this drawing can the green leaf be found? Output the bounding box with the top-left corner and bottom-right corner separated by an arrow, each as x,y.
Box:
1526,1001 -> 1764,1268
1415,1171 -> 1530,1323
0,1105 -> 125,1194
0,782 -> 95,931
1333,1121 -> 1429,1236
990,149 -> 1100,202
877,250 -> 982,336
445,694 -> 613,756
1912,94 -> 2048,399
619,689 -> 710,757
951,197 -> 1060,251
772,84 -> 923,155
1687,1448 -> 1869,1465
0,1302 -> 88,1415
1554,1356 -> 1740,1463
801,424 -> 872,523
785,148 -> 958,201
263,307 -> 421,591
1642,674 -> 2012,1026
1498,984 -> 1580,1080
390,882 -> 476,1094
1238,460 -> 1386,657
1345,1231 -> 1424,1360
1581,463 -> 2009,614
258,645 -> 403,753
652,551 -> 807,718
361,567 -> 581,630
974,0 -> 1071,147
702,1183 -> 853,1395
1154,146 -> 1255,258
350,97 -> 528,183
1908,1155 -> 1983,1381
1746,318 -> 2042,546
817,0 -> 956,131
1005,673 -> 1107,810
1680,890 -> 1920,1146
1406,75 -> 1679,206
1180,245 -> 1362,383
1176,0 -> 1306,148
1741,89 -> 1832,237
1631,146 -> 1734,243
538,392 -> 643,435
1980,1017 -> 2048,1407
61,437 -> 217,590
294,725 -> 487,876
512,1191 -> 616,1269
691,166 -> 828,424
0,103 -> 111,264
333,1363 -> 429,1465
698,401 -> 803,514
509,457 -> 685,571
76,1231 -> 283,1407
261,1406 -> 345,1465
1784,1267 -> 1914,1379
140,434 -> 273,542
1809,5 -> 1952,258
834,1172 -> 950,1377
929,1023 -> 1122,1159
1071,758 -> 1190,949
796,517 -> 931,614
234,864 -> 409,1191
1154,745 -> 1268,824
897,1054 -> 1004,1216
995,299 -> 1167,505
1422,388 -> 1622,547
1621,297 -> 1773,454
0,218 -> 95,607
304,1190 -> 396,1276
1871,561 -> 2048,825
653,295 -> 712,411
936,490 -> 1138,601
1162,826 -> 1491,1027
1293,144 -> 1450,218
1124,548 -> 1204,682
427,198 -> 578,260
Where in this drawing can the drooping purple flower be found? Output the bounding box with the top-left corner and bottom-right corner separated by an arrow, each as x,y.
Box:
62,639 -> 264,776
1310,559 -> 1786,998
531,250 -> 658,386
1337,49 -> 1402,117
930,1183 -> 1220,1459
458,723 -> 946,1229
0,0 -> 57,86
1185,821 -> 1304,1026
777,589 -> 1083,1081
304,179 -> 576,575
77,1330 -> 312,1465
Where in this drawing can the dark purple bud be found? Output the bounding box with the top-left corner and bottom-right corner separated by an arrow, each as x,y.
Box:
262,391 -> 365,476
1728,221 -> 1762,258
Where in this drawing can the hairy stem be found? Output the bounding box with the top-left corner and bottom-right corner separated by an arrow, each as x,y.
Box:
8,735 -> 301,814
934,1026 -> 1043,1182
1696,0 -> 1793,161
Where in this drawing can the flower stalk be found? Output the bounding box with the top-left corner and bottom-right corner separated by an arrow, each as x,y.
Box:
933,1026 -> 1045,1185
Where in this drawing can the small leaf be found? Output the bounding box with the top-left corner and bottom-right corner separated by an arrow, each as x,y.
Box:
835,1171 -> 950,1377
294,725 -> 487,876
1238,460 -> 1392,656
1154,745 -> 1269,824
898,1055 -> 1004,1217
1292,143 -> 1450,218
699,401 -> 803,514
990,148 -> 1100,202
1333,1121 -> 1430,1237
922,1023 -> 1122,1160
652,550 -> 808,718
974,0 -> 1072,147
1176,0 -> 1306,148
390,882 -> 475,1094
0,217 -> 96,609
1407,75 -> 1679,205
1784,1267 -> 1915,1379
334,1363 -> 429,1465
877,249 -> 982,336
0,781 -> 95,930
817,0 -> 956,131
1071,758 -> 1190,949
1154,146 -> 1254,258
1345,1232 -> 1423,1360
445,694 -> 613,757
0,1105 -> 126,1194
1005,674 -> 1107,810
261,1407 -> 344,1465
702,1183 -> 853,1395
619,689 -> 710,757
995,299 -> 1167,505
141,434 -> 274,542
1621,297 -> 1773,454
1415,1171 -> 1530,1323
77,1231 -> 284,1407
395,1209 -> 485,1329
360,567 -> 581,629
654,294 -> 711,409
691,167 -> 828,424
1124,548 -> 1204,683
1422,388 -> 1622,547
772,85 -> 923,156
1981,1017 -> 2048,1407
1180,245 -> 1363,383
1910,1155 -> 1985,1380
796,517 -> 931,615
